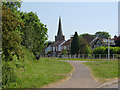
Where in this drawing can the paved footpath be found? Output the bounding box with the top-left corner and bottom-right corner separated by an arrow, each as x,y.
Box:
51,60 -> 101,88
102,83 -> 118,88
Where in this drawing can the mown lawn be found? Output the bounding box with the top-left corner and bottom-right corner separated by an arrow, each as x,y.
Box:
57,58 -> 111,61
82,60 -> 118,82
15,57 -> 72,88
42,58 -> 118,83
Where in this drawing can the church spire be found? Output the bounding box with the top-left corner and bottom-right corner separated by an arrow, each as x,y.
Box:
57,16 -> 63,36
55,16 -> 65,42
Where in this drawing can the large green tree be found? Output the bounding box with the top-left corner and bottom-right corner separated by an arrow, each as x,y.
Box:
2,2 -> 24,88
71,32 -> 80,55
2,3 -> 24,61
20,11 -> 48,58
95,31 -> 111,38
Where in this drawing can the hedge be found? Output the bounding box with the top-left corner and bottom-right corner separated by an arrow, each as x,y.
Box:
92,46 -> 120,54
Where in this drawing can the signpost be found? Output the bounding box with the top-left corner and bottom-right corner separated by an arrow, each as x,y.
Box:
108,38 -> 110,60
103,38 -> 113,60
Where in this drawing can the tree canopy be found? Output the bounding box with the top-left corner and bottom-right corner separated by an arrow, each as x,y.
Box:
20,11 -> 48,57
79,37 -> 90,54
2,3 -> 24,61
94,31 -> 111,39
2,2 -> 48,88
71,32 -> 80,55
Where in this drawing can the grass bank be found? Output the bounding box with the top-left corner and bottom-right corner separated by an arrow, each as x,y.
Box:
15,49 -> 73,88
82,60 -> 118,82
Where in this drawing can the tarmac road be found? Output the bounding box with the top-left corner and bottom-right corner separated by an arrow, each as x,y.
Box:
51,61 -> 101,88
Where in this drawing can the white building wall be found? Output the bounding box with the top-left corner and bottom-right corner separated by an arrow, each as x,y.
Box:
45,45 -> 51,54
58,40 -> 66,51
53,47 -> 55,51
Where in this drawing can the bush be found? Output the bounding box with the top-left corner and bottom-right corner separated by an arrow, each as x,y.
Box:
84,45 -> 92,54
93,46 -> 120,54
2,62 -> 17,88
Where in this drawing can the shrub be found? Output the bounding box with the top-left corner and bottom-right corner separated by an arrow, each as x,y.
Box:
84,45 -> 92,54
2,62 -> 17,88
92,46 -> 106,54
93,46 -> 120,54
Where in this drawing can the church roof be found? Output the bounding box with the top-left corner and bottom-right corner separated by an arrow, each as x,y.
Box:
62,39 -> 71,46
53,40 -> 65,47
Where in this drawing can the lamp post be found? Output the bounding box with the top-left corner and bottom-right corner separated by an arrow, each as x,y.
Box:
108,37 -> 110,60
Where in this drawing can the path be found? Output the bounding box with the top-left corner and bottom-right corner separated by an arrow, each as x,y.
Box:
51,60 -> 101,88
102,83 -> 118,88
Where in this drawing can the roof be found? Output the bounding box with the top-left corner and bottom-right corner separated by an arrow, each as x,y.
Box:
53,40 -> 65,47
62,39 -> 71,46
90,38 -> 103,46
113,36 -> 120,41
57,17 -> 63,36
82,34 -> 96,43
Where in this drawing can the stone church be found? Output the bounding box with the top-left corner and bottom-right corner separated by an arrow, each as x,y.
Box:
45,17 -> 71,55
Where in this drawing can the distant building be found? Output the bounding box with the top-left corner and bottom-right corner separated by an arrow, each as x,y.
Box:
44,17 -> 117,55
113,35 -> 120,47
55,17 -> 65,42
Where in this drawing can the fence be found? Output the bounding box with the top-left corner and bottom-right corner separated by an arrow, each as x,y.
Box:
41,54 -> 120,60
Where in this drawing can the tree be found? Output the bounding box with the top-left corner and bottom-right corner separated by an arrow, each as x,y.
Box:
20,11 -> 48,58
2,4 -> 24,61
80,33 -> 94,38
2,2 -> 24,88
62,49 -> 68,55
79,37 -> 90,54
71,32 -> 80,55
94,31 -> 111,39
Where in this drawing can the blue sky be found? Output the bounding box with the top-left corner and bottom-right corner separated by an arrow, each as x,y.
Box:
20,2 -> 118,41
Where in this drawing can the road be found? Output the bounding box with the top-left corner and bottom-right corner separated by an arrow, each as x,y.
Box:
51,61 -> 101,88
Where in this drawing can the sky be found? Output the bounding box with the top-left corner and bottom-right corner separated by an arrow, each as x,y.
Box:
20,2 -> 118,41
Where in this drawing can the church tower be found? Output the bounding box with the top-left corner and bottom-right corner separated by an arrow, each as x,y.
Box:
55,17 -> 65,42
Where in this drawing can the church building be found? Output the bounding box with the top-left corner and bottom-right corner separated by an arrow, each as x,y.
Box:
45,16 -> 116,55
45,17 -> 67,55
52,17 -> 66,54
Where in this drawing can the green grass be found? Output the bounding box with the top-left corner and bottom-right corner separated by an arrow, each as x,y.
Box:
57,58 -> 118,82
57,58 -> 111,61
83,60 -> 118,82
15,49 -> 73,88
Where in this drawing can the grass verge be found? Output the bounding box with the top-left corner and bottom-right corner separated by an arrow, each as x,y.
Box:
57,58 -> 114,61
82,60 -> 118,83
15,50 -> 72,88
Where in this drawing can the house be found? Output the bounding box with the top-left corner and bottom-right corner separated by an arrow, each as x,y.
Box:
45,17 -> 66,55
44,17 -> 117,55
61,39 -> 72,54
113,35 -> 120,46
81,34 -> 104,49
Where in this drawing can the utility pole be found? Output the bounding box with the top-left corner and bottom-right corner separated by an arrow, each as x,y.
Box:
108,37 -> 110,60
